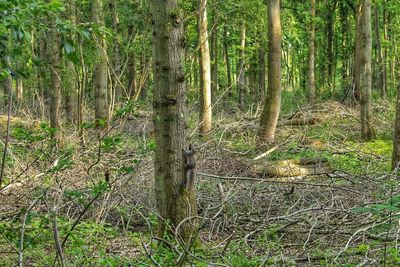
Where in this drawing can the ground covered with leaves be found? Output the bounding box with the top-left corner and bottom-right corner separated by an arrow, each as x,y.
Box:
1,99 -> 400,266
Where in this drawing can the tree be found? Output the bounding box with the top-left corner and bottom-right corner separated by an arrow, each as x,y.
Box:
238,21 -> 246,109
358,0 -> 375,140
198,0 -> 212,134
151,0 -> 198,239
259,0 -> 282,143
223,24 -> 233,97
92,0 -> 109,121
392,84 -> 400,171
49,19 -> 62,143
308,0 -> 316,103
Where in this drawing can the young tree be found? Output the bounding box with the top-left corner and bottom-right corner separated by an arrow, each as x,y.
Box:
223,24 -> 232,96
238,21 -> 246,109
49,20 -> 62,143
392,84 -> 400,170
92,0 -> 109,121
198,0 -> 212,134
151,0 -> 198,239
259,0 -> 282,143
358,0 -> 375,140
307,0 -> 316,103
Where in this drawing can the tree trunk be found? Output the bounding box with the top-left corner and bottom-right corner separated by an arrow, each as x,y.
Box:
49,20 -> 62,143
92,0 -> 109,121
392,83 -> 400,170
326,0 -> 338,88
198,0 -> 212,134
258,45 -> 266,99
359,0 -> 375,140
65,0 -> 78,123
259,0 -> 282,144
374,6 -> 385,99
223,25 -> 232,97
2,76 -> 12,108
127,25 -> 137,100
353,2 -> 362,104
111,0 -> 122,102
151,0 -> 197,240
307,0 -> 316,103
210,0 -> 219,93
238,21 -> 246,109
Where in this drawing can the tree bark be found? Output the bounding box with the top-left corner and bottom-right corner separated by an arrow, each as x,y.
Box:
151,0 -> 197,240
238,21 -> 246,109
127,25 -> 137,100
198,0 -> 212,134
353,2 -> 362,104
374,6 -> 386,99
326,0 -> 338,88
49,20 -> 62,143
65,0 -> 78,123
210,0 -> 219,93
392,83 -> 400,170
258,45 -> 266,99
307,0 -> 316,103
92,0 -> 109,121
111,0 -> 122,102
259,0 -> 282,144
2,76 -> 12,108
359,0 -> 375,140
223,25 -> 232,96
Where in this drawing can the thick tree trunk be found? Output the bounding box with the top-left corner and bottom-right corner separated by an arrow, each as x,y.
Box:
307,0 -> 316,103
92,0 -> 109,121
359,0 -> 375,140
49,20 -> 62,143
238,22 -> 246,109
392,83 -> 400,170
223,25 -> 232,96
151,0 -> 197,240
259,0 -> 282,144
198,0 -> 212,134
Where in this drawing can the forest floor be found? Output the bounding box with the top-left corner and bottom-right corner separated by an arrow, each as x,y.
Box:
0,99 -> 399,266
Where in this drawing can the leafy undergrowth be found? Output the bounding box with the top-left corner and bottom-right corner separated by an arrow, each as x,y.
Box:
1,100 -> 400,266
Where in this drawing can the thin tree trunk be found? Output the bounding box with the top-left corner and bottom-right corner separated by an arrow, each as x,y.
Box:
198,0 -> 212,134
308,0 -> 316,103
353,2 -> 362,104
92,0 -> 109,121
258,45 -> 266,100
2,76 -> 12,108
49,20 -> 62,143
326,0 -> 338,88
259,0 -> 282,144
111,0 -> 122,102
210,0 -> 219,93
223,25 -> 232,96
127,25 -> 137,100
359,0 -> 375,140
151,0 -> 197,240
392,83 -> 400,170
65,0 -> 78,123
238,22 -> 246,109
374,6 -> 385,99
